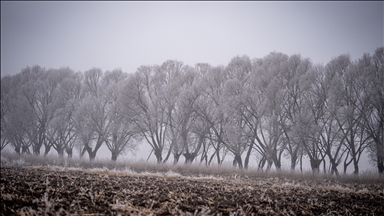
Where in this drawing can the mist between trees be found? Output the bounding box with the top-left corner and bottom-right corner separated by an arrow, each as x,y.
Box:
1,47 -> 383,175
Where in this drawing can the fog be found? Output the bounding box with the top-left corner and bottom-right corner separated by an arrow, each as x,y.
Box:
1,2 -> 383,77
1,2 -> 383,174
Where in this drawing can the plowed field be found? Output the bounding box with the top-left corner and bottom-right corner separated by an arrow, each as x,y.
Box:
1,166 -> 383,215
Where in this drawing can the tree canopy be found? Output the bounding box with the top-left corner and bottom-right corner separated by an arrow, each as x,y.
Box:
1,47 -> 383,175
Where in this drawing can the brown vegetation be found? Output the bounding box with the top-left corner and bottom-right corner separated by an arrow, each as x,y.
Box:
1,166 -> 383,215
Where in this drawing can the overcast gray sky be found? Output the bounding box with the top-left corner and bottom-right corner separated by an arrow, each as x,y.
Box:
1,1 -> 383,77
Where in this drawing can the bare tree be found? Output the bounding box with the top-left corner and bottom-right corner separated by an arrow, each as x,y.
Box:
120,62 -> 183,163
358,47 -> 384,174
172,66 -> 206,164
73,68 -> 107,161
280,54 -> 314,170
102,69 -> 139,161
1,75 -> 13,151
196,65 -> 229,165
38,67 -> 76,156
57,71 -> 83,158
2,46 -> 383,174
220,79 -> 248,168
206,56 -> 255,169
299,64 -> 336,174
325,55 -> 370,175
320,55 -> 356,175
1,73 -> 34,154
17,66 -> 47,155
252,52 -> 289,171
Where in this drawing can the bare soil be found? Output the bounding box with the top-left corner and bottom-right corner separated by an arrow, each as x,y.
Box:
1,166 -> 383,215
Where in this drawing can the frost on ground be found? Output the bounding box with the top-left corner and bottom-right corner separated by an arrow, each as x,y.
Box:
1,166 -> 383,215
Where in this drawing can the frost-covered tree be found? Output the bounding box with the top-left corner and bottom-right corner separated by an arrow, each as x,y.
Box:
220,79 -> 248,168
300,64 -> 330,174
102,69 -> 139,161
189,63 -> 223,165
38,67 -> 76,156
251,52 -> 289,170
168,65 -> 207,164
196,65 -> 229,165
120,62 -> 182,163
326,55 -> 370,175
219,55 -> 253,168
155,61 -> 185,164
326,55 -> 355,174
44,68 -> 79,157
2,46 -> 383,174
280,54 -> 314,171
56,71 -> 83,158
73,68 -> 107,160
1,75 -> 12,151
16,66 -> 47,155
358,47 -> 384,174
1,73 -> 33,154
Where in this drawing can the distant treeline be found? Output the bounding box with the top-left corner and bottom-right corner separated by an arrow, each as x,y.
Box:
1,47 -> 383,175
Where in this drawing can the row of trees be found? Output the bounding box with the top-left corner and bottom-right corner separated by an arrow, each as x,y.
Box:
1,47 -> 383,175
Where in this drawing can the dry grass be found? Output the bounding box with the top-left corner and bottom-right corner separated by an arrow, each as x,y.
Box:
1,152 -> 383,214
1,165 -> 383,215
1,151 -> 383,184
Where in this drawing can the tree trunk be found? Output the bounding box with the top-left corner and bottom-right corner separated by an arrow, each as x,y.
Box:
208,152 -> 216,166
66,147 -> 73,158
300,153 -> 303,173
22,145 -> 30,154
82,145 -> 90,159
216,148 -> 221,165
329,158 -> 339,176
33,131 -> 45,156
331,164 -> 339,176
200,149 -> 208,165
290,154 -> 297,170
323,159 -> 327,174
232,154 -> 243,169
274,159 -> 281,170
343,155 -> 352,174
89,149 -> 97,161
290,146 -> 300,171
33,145 -> 41,155
14,146 -> 21,155
273,151 -> 282,170
44,145 -> 51,157
244,141 -> 254,170
163,145 -> 173,163
378,153 -> 384,174
111,151 -> 118,161
258,155 -> 266,171
310,158 -> 321,174
266,160 -> 273,171
353,160 -> 359,175
57,147 -> 64,158
184,152 -> 197,164
173,153 -> 181,164
87,136 -> 105,161
154,149 -> 163,164
84,145 -> 96,161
